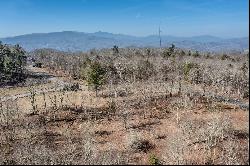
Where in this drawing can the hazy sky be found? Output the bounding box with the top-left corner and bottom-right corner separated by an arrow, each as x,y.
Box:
0,0 -> 249,38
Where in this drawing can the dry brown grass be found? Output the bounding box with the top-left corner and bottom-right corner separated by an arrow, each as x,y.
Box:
0,48 -> 249,165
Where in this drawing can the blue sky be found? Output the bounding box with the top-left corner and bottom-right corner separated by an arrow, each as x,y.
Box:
0,0 -> 249,38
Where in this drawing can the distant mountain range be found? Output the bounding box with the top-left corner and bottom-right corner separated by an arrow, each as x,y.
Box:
1,31 -> 249,53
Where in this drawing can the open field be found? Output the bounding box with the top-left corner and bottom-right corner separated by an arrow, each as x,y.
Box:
0,46 -> 249,165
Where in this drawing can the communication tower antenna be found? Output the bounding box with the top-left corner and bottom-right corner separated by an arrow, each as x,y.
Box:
159,23 -> 162,47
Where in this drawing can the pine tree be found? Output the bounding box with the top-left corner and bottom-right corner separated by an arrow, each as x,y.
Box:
86,61 -> 106,97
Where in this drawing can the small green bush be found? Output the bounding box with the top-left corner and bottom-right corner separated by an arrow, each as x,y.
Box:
183,62 -> 198,81
148,154 -> 160,165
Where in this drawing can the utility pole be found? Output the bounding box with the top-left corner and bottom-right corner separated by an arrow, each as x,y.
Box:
159,25 -> 162,48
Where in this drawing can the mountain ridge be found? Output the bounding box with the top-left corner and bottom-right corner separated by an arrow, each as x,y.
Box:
1,31 -> 248,53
